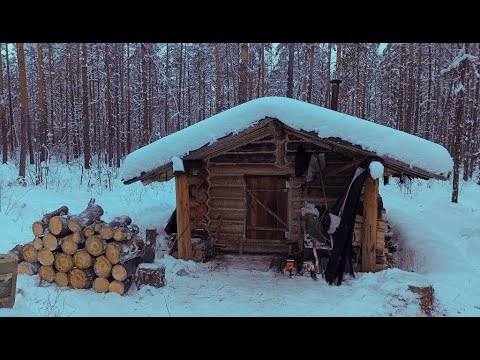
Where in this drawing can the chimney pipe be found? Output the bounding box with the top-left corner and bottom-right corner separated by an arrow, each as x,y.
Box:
330,79 -> 342,111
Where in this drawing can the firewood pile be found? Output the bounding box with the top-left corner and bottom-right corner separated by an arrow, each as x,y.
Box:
7,199 -> 165,295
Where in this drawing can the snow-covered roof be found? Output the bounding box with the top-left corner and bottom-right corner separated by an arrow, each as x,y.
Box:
121,97 -> 453,183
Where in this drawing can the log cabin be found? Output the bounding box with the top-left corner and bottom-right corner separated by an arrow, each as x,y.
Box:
121,96 -> 453,273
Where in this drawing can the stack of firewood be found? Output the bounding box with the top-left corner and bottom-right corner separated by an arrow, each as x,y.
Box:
7,198 -> 157,295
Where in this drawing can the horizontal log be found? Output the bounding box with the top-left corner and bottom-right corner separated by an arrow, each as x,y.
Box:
113,224 -> 140,242
54,253 -> 74,273
209,186 -> 244,199
38,265 -> 55,283
38,249 -> 55,266
208,209 -> 245,222
111,257 -> 142,281
32,221 -> 46,236
54,272 -> 69,287
109,277 -> 133,295
85,235 -> 107,256
208,220 -> 244,234
188,176 -> 207,187
94,255 -> 112,277
208,198 -> 245,210
7,244 -> 23,263
105,238 -> 144,265
73,250 -> 92,269
83,226 -> 96,238
61,236 -> 79,255
207,164 -> 292,176
69,268 -> 95,289
42,206 -> 69,224
21,244 -> 38,263
32,237 -> 43,251
43,233 -> 59,251
49,215 -> 71,236
18,261 -> 40,275
208,176 -> 245,186
93,277 -> 111,293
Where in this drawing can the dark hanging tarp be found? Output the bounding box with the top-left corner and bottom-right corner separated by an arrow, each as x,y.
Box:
324,167 -> 368,286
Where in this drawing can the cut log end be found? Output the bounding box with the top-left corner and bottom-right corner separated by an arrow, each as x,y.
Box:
21,244 -> 38,263
54,253 -> 74,273
99,226 -> 114,240
38,265 -> 56,283
61,237 -> 78,255
83,226 -> 95,238
18,261 -> 40,276
42,206 -> 69,224
38,249 -> 55,266
85,235 -> 106,256
105,243 -> 120,264
112,264 -> 128,282
54,272 -> 69,287
73,250 -> 92,270
108,278 -> 132,295
49,216 -> 70,236
32,237 -> 44,251
94,256 -> 112,277
32,221 -> 46,236
93,277 -> 110,293
43,234 -> 59,251
69,268 -> 95,289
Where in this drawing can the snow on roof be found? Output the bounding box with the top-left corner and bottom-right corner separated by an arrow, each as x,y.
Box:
121,97 -> 453,183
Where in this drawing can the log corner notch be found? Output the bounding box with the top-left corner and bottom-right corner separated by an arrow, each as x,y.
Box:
175,168 -> 192,260
361,174 -> 379,272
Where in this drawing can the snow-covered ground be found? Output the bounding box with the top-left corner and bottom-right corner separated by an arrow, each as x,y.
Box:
1,161 -> 479,317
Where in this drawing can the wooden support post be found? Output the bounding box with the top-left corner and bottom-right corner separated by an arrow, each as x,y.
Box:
361,175 -> 378,272
175,173 -> 192,260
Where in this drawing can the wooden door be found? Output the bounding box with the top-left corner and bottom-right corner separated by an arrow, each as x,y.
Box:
245,176 -> 288,252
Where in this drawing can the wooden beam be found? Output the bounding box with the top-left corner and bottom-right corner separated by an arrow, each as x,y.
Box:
324,157 -> 367,177
208,164 -> 291,176
175,173 -> 192,260
361,175 -> 378,272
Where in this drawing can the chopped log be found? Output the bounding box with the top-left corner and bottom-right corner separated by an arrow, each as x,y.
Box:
38,249 -> 55,266
69,268 -> 95,289
54,253 -> 74,273
32,237 -> 44,251
135,263 -> 166,289
73,250 -> 92,270
49,215 -> 71,236
54,272 -> 69,287
7,245 -> 23,263
32,221 -> 46,236
85,235 -> 106,256
61,236 -> 79,255
43,233 -> 59,251
93,255 -> 112,277
113,224 -> 140,242
193,204 -> 208,217
108,277 -> 133,295
21,244 -> 38,263
94,221 -> 106,234
99,216 -> 132,240
18,261 -> 40,275
195,190 -> 208,204
144,228 -> 157,263
67,198 -> 104,232
83,226 -> 95,238
42,206 -> 69,224
38,265 -> 55,283
93,277 -> 110,293
71,232 -> 85,244
111,257 -> 142,281
105,237 -> 144,265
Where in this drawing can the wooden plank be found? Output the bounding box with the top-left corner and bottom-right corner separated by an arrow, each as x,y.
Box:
247,190 -> 288,229
208,164 -> 292,176
246,226 -> 287,232
361,175 -> 378,272
323,157 -> 367,177
210,153 -> 276,164
175,173 -> 192,260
